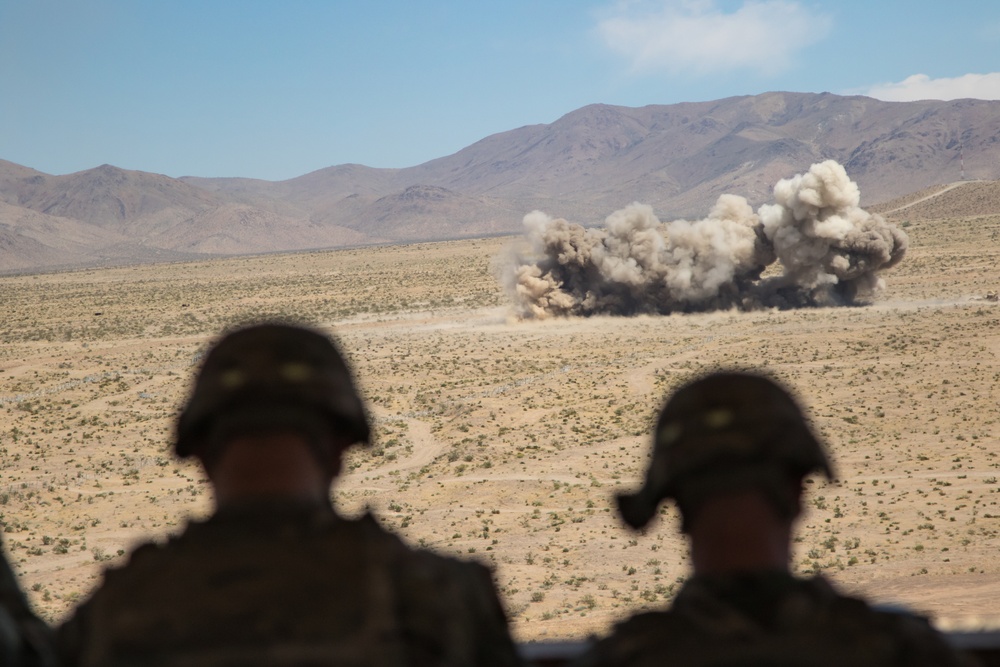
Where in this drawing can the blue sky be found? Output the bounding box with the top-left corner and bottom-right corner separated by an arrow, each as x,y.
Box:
2,1 -> 999,181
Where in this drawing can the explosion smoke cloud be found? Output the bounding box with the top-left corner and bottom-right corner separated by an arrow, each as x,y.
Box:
503,160 -> 908,318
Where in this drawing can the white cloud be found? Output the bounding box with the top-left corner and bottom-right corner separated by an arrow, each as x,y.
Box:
596,0 -> 832,76
863,73 -> 1000,102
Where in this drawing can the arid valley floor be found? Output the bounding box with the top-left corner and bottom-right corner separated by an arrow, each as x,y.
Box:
3,188 -> 1000,642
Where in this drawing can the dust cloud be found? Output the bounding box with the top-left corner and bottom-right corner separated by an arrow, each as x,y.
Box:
503,160 -> 908,318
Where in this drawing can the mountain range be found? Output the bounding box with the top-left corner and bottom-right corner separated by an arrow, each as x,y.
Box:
4,91 -> 1000,273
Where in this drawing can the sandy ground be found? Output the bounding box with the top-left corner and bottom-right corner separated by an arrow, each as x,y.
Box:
2,211 -> 1000,642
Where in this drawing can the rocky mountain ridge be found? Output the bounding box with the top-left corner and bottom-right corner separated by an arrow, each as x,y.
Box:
4,91 -> 1000,272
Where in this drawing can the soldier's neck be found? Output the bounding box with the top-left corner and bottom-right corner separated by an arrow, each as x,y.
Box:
204,433 -> 335,511
687,490 -> 793,576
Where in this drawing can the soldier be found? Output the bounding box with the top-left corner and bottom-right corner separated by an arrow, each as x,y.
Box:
58,322 -> 521,667
1,536 -> 56,666
579,371 -> 973,667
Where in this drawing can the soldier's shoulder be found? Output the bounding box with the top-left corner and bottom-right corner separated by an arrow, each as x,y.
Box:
613,609 -> 686,634
813,577 -> 929,627
798,576 -> 928,627
361,512 -> 502,600
85,539 -> 163,588
354,514 -> 519,666
576,610 -> 692,667
808,577 -> 972,665
865,606 -> 968,661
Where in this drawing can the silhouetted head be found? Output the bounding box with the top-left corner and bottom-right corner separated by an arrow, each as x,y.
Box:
616,371 -> 833,531
175,323 -> 370,477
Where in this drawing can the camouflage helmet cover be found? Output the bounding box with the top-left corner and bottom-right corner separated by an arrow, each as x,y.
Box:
175,323 -> 371,457
617,371 -> 833,529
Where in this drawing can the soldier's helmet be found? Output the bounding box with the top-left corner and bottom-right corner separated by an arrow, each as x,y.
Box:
616,371 -> 833,530
175,322 -> 371,458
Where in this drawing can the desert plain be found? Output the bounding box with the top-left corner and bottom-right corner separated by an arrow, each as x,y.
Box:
2,183 -> 1000,642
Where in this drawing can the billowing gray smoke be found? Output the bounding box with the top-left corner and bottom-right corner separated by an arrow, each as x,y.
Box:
504,160 -> 908,318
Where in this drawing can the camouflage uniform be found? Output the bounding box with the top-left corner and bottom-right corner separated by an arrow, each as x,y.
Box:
58,506 -> 519,667
579,371 -> 975,667
1,537 -> 57,666
58,324 -> 522,667
580,571 -> 970,667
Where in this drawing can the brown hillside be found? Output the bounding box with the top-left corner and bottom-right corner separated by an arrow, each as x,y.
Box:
336,185 -> 521,241
7,92 -> 1000,271
874,180 -> 1000,221
0,201 -> 128,272
6,164 -> 222,229
159,204 -> 370,255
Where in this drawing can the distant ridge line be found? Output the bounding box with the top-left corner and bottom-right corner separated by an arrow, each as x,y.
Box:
4,92 -> 1000,271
